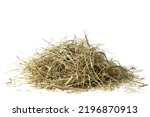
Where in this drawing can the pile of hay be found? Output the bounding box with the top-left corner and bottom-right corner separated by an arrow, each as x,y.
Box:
21,35 -> 144,91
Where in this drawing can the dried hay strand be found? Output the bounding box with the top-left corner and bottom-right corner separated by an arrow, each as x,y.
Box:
20,35 -> 146,92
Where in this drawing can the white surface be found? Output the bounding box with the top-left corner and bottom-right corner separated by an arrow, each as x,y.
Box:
0,0 -> 150,117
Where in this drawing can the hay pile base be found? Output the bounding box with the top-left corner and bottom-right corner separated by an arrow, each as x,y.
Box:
22,36 -> 144,92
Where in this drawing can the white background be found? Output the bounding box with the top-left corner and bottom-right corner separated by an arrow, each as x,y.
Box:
0,0 -> 150,117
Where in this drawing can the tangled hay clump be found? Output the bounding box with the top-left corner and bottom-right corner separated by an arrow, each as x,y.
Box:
21,35 -> 145,92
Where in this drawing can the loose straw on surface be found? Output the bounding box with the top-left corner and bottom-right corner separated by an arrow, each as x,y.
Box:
21,35 -> 145,92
